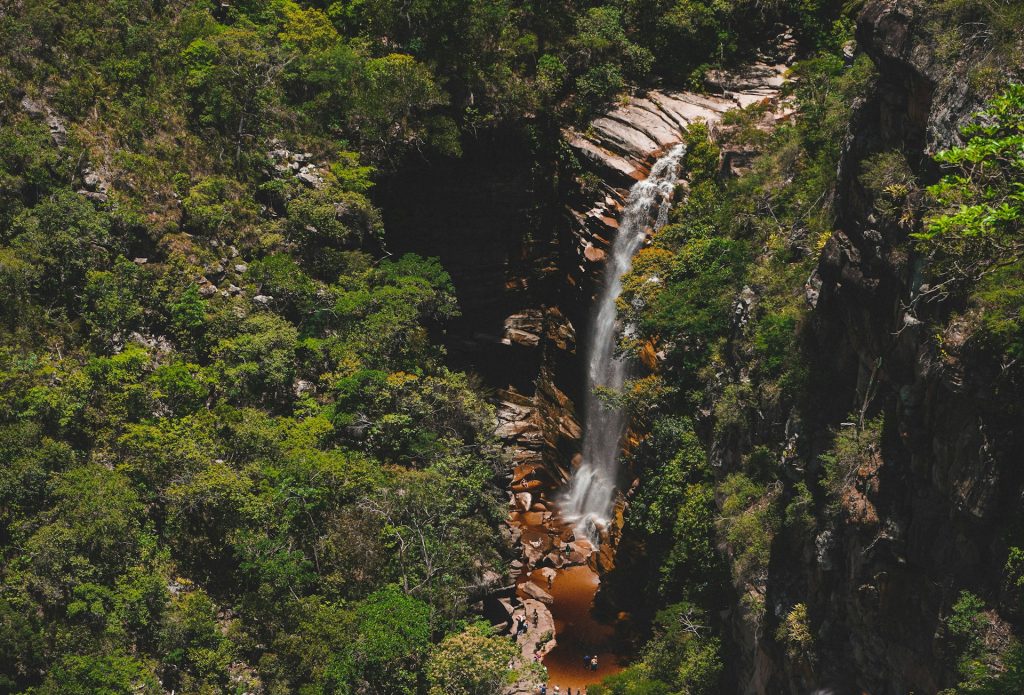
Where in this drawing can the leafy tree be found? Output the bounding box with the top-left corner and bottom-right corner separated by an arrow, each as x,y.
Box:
590,603 -> 722,695
37,652 -> 161,695
569,7 -> 653,116
917,85 -> 1024,278
164,460 -> 262,587
82,257 -> 145,347
159,589 -> 235,692
183,23 -> 281,153
776,602 -> 815,660
350,585 -> 432,695
212,313 -> 299,406
912,85 -> 1024,361
181,175 -> 257,237
0,117 -> 62,223
8,190 -> 115,307
352,53 -> 460,162
167,283 -> 208,351
22,465 -> 144,602
286,184 -> 383,277
717,473 -> 781,586
426,622 -> 518,695
819,417 -> 883,503
278,4 -> 363,126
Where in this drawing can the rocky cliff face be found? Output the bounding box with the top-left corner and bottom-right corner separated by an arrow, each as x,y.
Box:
729,2 -> 1024,692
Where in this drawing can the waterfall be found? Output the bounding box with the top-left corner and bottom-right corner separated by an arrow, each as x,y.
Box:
561,144 -> 686,544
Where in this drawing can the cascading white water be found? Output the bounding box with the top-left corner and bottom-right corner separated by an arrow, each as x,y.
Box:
561,144 -> 686,544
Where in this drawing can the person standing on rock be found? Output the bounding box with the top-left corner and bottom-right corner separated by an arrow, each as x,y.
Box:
583,654 -> 591,670
590,655 -> 598,672
539,685 -> 546,695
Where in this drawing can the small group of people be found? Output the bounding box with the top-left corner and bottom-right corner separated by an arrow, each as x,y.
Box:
512,615 -> 529,638
539,686 -> 585,695
536,653 -> 599,694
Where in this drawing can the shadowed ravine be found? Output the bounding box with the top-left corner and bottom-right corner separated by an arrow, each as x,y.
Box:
516,146 -> 688,691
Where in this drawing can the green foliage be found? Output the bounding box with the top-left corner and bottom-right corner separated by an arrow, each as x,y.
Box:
212,313 -> 299,405
683,122 -> 721,183
1005,546 -> 1024,607
168,284 -> 208,350
627,417 -> 709,536
929,0 -> 1024,70
38,652 -> 161,695
751,305 -> 801,381
970,261 -> 1024,361
353,53 -> 460,161
859,150 -> 918,225
286,184 -> 383,276
181,175 -> 256,237
591,603 -> 722,695
659,483 -> 720,602
9,189 -> 115,307
913,85 -> 1024,362
183,23 -> 281,147
351,585 -> 431,695
426,622 -> 519,695
819,417 -> 882,503
0,117 -> 62,222
159,589 -> 235,692
953,641 -> 1024,695
776,602 -> 814,659
784,481 -> 816,533
941,590 -> 1019,691
82,257 -> 146,347
607,416 -> 726,620
717,474 -> 781,585
917,85 -> 1024,269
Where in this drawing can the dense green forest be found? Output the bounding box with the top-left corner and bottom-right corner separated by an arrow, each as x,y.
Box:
2,0 -> 1023,693
0,1 -> 836,692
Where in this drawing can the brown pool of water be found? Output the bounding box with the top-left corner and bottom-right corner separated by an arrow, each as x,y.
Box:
538,565 -> 623,690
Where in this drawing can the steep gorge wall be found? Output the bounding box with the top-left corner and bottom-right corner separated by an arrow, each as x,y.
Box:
725,2 -> 1024,692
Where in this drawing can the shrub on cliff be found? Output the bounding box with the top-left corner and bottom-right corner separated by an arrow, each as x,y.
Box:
917,84 -> 1024,282
915,84 -> 1024,362
819,416 -> 883,505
